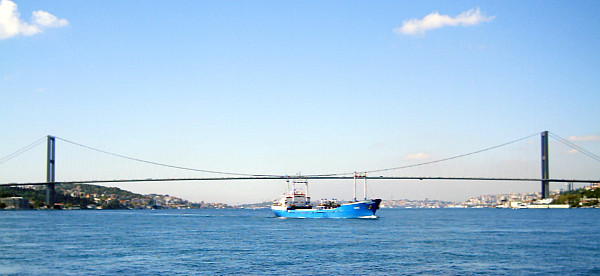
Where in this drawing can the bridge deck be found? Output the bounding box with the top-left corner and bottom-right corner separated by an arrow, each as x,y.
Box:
1,176 -> 597,187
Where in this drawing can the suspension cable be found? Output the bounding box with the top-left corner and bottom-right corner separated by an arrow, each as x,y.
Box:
305,132 -> 541,177
51,132 -> 545,178
549,132 -> 600,162
54,137 -> 284,177
0,137 -> 47,165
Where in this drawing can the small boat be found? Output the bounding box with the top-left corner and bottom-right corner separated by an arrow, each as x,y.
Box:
271,176 -> 381,219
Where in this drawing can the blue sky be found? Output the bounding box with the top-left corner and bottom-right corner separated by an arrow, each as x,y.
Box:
1,1 -> 599,204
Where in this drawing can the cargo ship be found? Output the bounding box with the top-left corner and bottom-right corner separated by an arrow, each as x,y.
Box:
271,177 -> 381,218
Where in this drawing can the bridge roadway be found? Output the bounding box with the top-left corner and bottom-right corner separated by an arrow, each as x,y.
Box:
1,176 -> 598,187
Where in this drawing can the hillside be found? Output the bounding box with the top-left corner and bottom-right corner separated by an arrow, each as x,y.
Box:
554,186 -> 600,207
0,186 -> 94,209
0,184 -> 185,209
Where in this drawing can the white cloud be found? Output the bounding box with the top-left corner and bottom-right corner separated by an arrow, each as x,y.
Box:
568,135 -> 600,142
566,149 -> 579,154
394,8 -> 495,36
404,152 -> 432,160
0,0 -> 39,38
0,0 -> 68,40
32,10 -> 68,28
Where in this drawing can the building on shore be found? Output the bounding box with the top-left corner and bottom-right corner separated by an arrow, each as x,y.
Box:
0,197 -> 30,210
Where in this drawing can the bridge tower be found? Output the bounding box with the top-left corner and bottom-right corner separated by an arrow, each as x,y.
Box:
46,136 -> 56,207
541,131 -> 550,198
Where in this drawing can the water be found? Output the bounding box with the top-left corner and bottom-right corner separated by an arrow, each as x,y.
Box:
1,208 -> 599,275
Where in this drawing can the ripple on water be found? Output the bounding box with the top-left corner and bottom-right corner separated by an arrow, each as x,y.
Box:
1,208 -> 599,275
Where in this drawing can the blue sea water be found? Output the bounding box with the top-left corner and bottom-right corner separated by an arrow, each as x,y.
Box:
1,208 -> 599,275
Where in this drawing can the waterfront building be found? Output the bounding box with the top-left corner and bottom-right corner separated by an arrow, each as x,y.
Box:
0,197 -> 30,210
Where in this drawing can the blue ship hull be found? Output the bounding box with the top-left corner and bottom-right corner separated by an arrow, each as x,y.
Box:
272,199 -> 381,219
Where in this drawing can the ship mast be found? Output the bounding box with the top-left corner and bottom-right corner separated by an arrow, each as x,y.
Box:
353,172 -> 367,201
363,173 -> 367,200
353,172 -> 357,202
305,180 -> 309,205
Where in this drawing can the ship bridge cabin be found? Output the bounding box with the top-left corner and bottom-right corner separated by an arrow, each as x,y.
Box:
273,179 -> 312,209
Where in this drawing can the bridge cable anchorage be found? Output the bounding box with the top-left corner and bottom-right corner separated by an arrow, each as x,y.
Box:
53,136 -> 285,178
304,132 -> 541,177
549,132 -> 600,162
0,137 -> 47,165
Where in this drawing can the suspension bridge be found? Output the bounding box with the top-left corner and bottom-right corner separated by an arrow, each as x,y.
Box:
1,131 -> 599,207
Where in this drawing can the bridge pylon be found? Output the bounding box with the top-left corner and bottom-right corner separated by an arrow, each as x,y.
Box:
46,136 -> 56,207
541,131 -> 549,198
